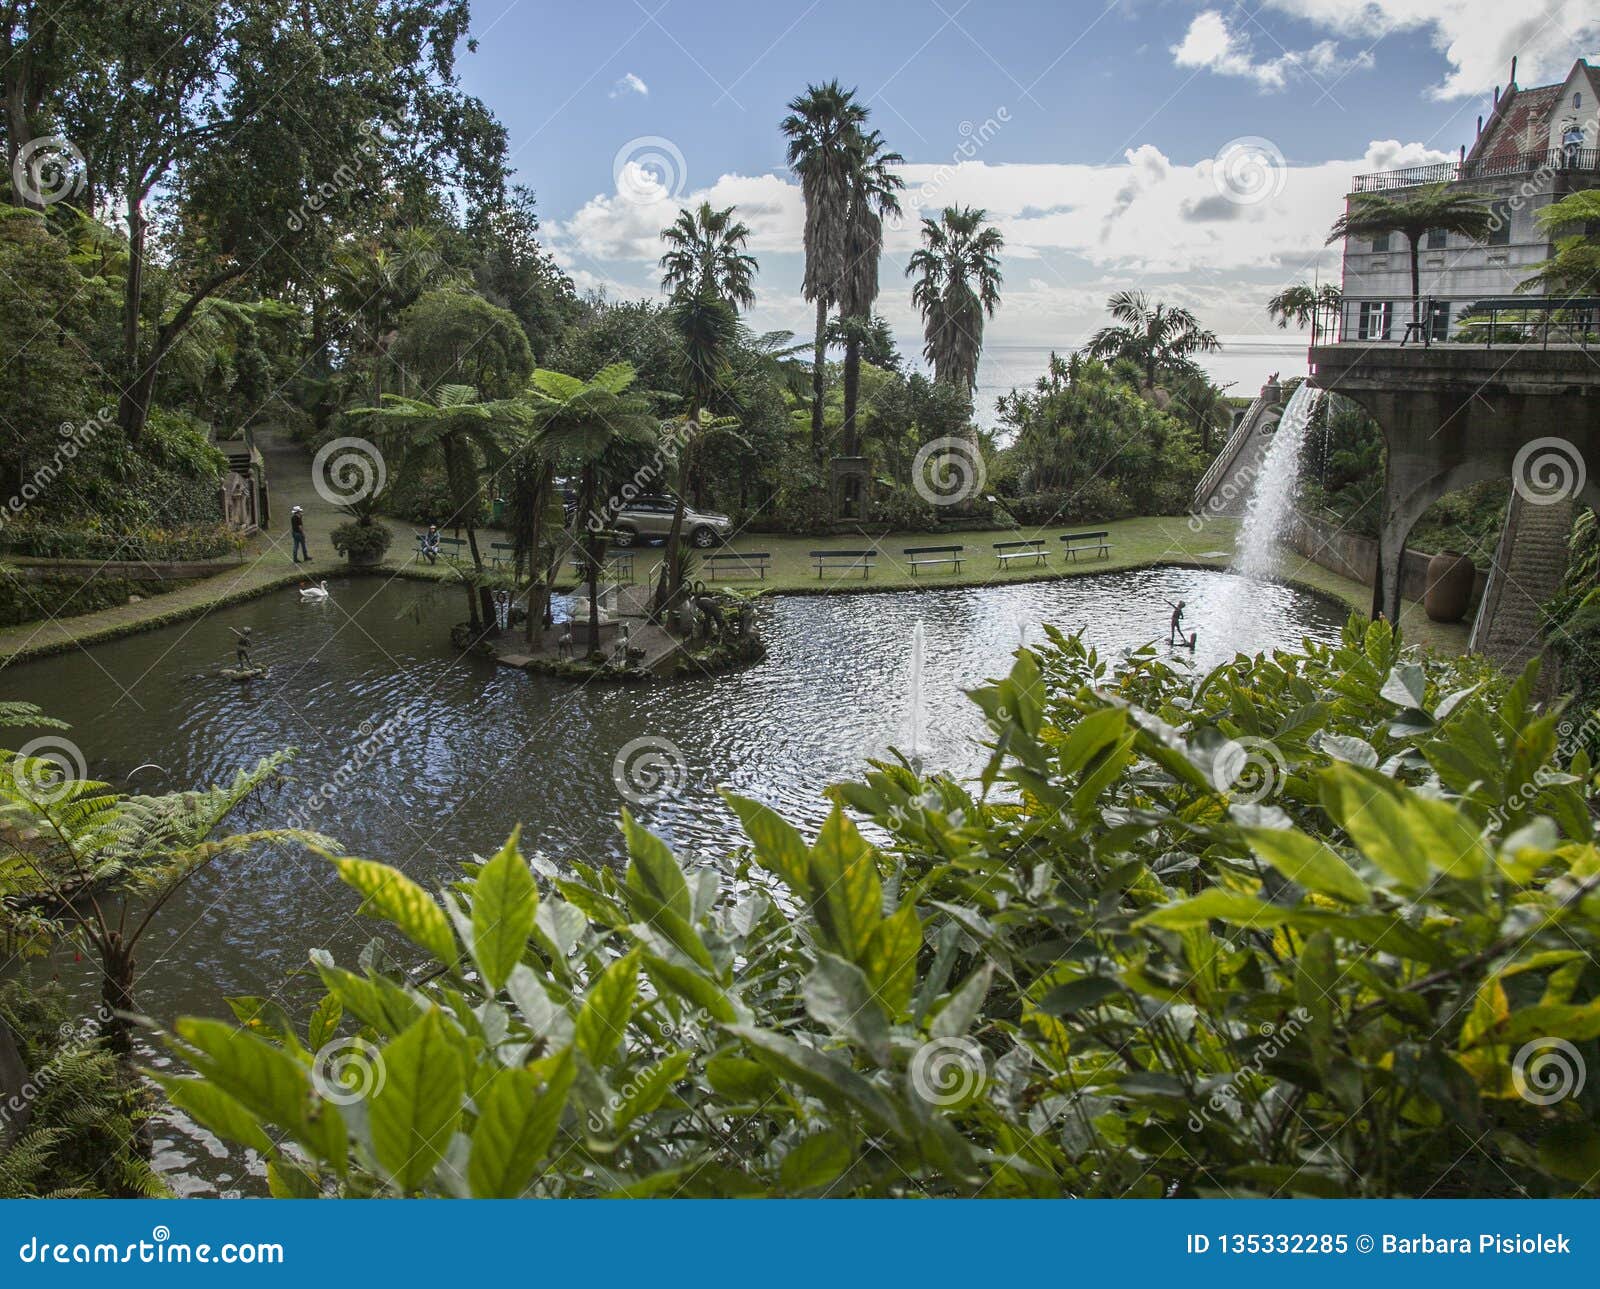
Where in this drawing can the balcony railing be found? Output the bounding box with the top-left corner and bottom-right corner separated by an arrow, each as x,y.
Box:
1311,294 -> 1600,350
1352,147 -> 1600,192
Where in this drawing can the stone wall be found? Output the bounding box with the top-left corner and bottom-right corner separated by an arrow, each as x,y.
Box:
1283,510 -> 1487,607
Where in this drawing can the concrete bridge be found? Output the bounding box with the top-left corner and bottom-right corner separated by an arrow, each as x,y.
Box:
1306,337 -> 1600,669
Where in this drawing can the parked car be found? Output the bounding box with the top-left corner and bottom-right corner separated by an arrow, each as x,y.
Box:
608,496 -> 731,549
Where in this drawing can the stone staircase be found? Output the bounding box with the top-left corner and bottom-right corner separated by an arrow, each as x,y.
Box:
1469,492 -> 1574,676
1191,381 -> 1285,520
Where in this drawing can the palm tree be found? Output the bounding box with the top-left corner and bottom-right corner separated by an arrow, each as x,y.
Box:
524,365 -> 660,653
781,81 -> 867,453
1085,290 -> 1219,391
349,385 -> 525,631
330,230 -> 457,403
0,705 -> 300,1059
1522,190 -> 1600,294
907,205 -> 1005,398
653,290 -> 742,614
658,202 -> 758,311
1325,184 -> 1493,327
1266,281 -> 1342,331
836,129 -> 904,455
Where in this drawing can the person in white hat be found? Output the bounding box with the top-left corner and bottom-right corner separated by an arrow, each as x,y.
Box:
290,505 -> 309,562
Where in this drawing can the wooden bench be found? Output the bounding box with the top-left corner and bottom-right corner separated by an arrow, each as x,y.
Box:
1060,530 -> 1113,561
490,541 -> 516,569
705,551 -> 771,579
568,551 -> 635,583
994,539 -> 1049,568
810,549 -> 877,579
903,544 -> 964,575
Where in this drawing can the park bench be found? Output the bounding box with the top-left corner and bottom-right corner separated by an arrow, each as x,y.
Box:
994,539 -> 1049,569
705,551 -> 771,579
1059,530 -> 1113,561
810,549 -> 877,580
490,541 -> 516,569
568,551 -> 635,584
417,533 -> 466,561
902,544 -> 964,575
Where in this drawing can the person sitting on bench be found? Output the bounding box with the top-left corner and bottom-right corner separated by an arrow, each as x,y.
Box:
421,525 -> 441,564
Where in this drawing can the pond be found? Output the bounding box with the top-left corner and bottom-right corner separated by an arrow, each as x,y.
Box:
3,564 -> 1345,1191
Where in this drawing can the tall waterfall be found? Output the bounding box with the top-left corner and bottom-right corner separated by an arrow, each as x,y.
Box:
1234,382 -> 1325,578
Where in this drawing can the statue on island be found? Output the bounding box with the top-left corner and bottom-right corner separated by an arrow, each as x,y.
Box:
1166,599 -> 1197,650
222,627 -> 266,679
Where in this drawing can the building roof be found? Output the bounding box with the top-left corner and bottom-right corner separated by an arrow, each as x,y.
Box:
1465,60 -> 1595,168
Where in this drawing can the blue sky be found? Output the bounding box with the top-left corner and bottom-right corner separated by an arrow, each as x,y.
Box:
456,1 -> 1599,389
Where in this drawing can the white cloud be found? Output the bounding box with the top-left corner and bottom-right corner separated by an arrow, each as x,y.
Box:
547,137 -> 1455,343
1252,0 -> 1600,98
1171,10 -> 1374,90
609,72 -> 649,99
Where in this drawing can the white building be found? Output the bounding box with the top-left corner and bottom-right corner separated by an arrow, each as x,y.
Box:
1337,58 -> 1600,341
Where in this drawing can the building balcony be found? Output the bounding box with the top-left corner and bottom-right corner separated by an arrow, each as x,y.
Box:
1352,147 -> 1599,192
1311,293 -> 1599,352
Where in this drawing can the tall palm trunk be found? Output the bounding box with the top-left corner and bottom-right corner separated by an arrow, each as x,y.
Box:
841,335 -> 862,456
582,466 -> 603,654
524,463 -> 551,645
655,411 -> 698,615
811,297 -> 828,457
1407,234 -> 1422,328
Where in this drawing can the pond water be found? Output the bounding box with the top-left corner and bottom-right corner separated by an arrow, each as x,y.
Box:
2,565 -> 1345,1192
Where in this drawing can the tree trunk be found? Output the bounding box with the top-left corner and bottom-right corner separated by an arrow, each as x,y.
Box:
100,935 -> 136,1061
582,467 -> 602,655
119,189 -> 147,443
0,1014 -> 34,1151
523,464 -> 549,645
810,296 -> 828,458
841,334 -> 862,457
654,409 -> 698,615
466,523 -> 495,631
5,52 -> 34,210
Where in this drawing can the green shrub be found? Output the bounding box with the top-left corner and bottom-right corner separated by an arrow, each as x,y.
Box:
0,522 -> 245,562
330,520 -> 393,563
0,983 -> 163,1198
158,617 -> 1600,1198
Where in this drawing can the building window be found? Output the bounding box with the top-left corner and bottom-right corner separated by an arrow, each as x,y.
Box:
1428,301 -> 1451,342
1486,200 -> 1512,246
1371,232 -> 1391,252
1426,227 -> 1447,249
1358,301 -> 1392,340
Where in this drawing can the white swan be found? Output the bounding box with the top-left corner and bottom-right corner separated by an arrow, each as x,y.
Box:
299,580 -> 330,601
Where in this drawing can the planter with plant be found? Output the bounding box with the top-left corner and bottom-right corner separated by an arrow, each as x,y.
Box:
330,493 -> 393,567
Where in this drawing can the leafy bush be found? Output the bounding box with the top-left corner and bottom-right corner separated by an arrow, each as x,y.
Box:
0,522 -> 246,562
158,618 -> 1600,1198
1002,478 -> 1130,527
331,520 -> 393,563
0,984 -> 163,1198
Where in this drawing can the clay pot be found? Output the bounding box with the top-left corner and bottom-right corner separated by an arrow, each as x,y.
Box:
1424,550 -> 1476,622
